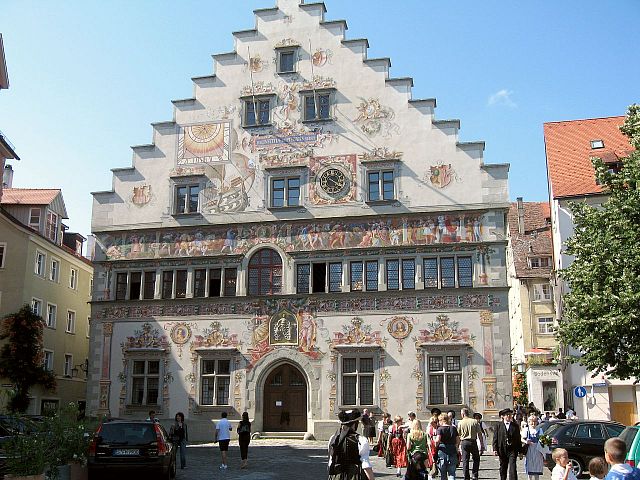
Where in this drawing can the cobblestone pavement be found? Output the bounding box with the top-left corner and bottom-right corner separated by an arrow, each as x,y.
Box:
170,439 -> 553,480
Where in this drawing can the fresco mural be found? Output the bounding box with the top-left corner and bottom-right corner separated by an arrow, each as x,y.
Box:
131,185 -> 152,206
428,164 -> 456,189
191,321 -> 240,350
245,307 -> 325,369
312,48 -> 333,67
359,147 -> 403,162
177,122 -> 230,165
413,314 -> 475,346
328,317 -> 385,348
98,213 -> 489,260
164,321 -> 196,359
354,98 -> 400,138
309,154 -> 357,205
383,315 -> 416,353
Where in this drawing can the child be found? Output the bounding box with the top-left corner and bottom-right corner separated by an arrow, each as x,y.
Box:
589,456 -> 607,480
551,448 -> 577,480
603,438 -> 640,480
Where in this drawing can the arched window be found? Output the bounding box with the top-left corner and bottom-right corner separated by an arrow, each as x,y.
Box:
248,249 -> 283,295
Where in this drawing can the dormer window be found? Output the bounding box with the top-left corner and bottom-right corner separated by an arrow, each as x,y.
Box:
590,139 -> 604,149
277,48 -> 297,74
529,256 -> 551,268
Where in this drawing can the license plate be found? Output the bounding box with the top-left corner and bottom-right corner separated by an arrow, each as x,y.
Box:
112,449 -> 140,456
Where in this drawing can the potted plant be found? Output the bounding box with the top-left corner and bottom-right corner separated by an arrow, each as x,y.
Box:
44,403 -> 91,480
4,429 -> 48,480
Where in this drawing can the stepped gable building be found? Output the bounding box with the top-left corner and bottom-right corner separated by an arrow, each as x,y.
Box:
545,115 -> 638,424
89,0 -> 511,439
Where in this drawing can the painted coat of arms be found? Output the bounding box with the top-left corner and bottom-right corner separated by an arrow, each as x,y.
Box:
429,164 -> 454,188
132,185 -> 151,205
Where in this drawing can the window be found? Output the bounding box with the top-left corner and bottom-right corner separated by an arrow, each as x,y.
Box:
297,261 -> 343,294
131,360 -> 160,406
386,259 -> 415,290
244,98 -> 271,126
0,243 -> 5,268
43,350 -> 54,371
35,251 -> 46,276
49,259 -> 59,282
31,298 -> 43,317
423,256 -> 473,289
175,184 -> 200,214
66,310 -> 76,333
270,177 -> 300,208
529,256 -> 551,268
64,354 -> 73,377
341,357 -> 374,406
277,49 -> 297,73
200,359 -> 231,406
533,283 -> 552,301
29,208 -> 41,230
576,423 -> 604,440
116,272 -> 128,300
194,269 -> 206,298
209,268 -> 222,297
427,354 -> 463,405
303,92 -> 331,121
129,272 -> 142,300
175,270 -> 187,298
538,317 -> 554,334
46,303 -> 57,328
590,139 -> 605,149
87,316 -> 91,338
143,271 -> 156,299
46,211 -> 58,242
350,261 -> 363,291
162,271 -> 174,299
365,260 -> 378,291
224,268 -> 237,297
367,170 -> 394,201
248,249 -> 282,295
69,268 -> 78,290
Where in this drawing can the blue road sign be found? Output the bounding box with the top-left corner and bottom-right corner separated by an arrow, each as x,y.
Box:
574,386 -> 587,398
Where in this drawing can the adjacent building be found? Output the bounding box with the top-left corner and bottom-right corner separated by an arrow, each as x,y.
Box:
545,115 -> 638,424
0,33 -> 20,202
507,199 -> 560,412
0,185 -> 93,414
89,0 -> 512,440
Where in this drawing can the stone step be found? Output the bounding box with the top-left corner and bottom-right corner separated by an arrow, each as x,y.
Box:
254,431 -> 307,440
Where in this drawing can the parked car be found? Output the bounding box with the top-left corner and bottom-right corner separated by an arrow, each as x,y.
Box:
620,423 -> 640,467
87,420 -> 176,480
544,420 -> 625,477
538,419 -> 562,434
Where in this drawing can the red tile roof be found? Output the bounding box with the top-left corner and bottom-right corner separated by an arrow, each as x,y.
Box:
508,201 -> 553,279
0,188 -> 60,205
544,116 -> 633,199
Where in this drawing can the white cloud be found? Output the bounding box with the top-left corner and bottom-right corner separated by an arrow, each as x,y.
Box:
488,89 -> 517,108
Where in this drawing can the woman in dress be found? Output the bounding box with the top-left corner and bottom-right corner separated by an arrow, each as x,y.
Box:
237,411 -> 252,469
426,415 -> 440,480
169,412 -> 188,469
405,419 -> 429,479
377,412 -> 392,459
388,415 -> 408,477
434,413 -> 459,480
521,414 -> 545,480
362,409 -> 377,444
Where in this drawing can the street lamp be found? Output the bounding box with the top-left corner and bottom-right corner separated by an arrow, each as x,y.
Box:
72,359 -> 89,378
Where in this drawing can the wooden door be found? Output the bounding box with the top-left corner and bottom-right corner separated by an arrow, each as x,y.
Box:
611,402 -> 637,425
263,364 -> 307,431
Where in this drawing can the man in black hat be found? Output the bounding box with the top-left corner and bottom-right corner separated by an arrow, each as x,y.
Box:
492,408 -> 521,480
328,409 -> 375,480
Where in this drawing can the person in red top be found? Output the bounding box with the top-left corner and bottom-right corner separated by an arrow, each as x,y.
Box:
388,415 -> 407,477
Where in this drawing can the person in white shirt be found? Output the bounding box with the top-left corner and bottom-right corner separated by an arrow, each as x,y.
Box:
214,411 -> 233,470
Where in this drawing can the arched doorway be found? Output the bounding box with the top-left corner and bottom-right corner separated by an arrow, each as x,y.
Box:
263,363 -> 307,431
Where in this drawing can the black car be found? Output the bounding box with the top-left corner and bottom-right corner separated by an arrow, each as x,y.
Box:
544,420 -> 625,477
88,420 -> 176,480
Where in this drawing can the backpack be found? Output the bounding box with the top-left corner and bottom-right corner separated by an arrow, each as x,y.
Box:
328,429 -> 364,479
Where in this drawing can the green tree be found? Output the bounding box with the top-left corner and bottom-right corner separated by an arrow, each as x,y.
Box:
558,104 -> 640,380
0,304 -> 56,412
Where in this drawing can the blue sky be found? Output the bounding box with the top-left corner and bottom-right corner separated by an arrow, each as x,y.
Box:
1,0 -> 638,238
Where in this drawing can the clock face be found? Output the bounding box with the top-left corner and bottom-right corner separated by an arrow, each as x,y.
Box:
320,168 -> 347,195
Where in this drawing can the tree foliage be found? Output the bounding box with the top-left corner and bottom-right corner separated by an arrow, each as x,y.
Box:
558,104 -> 640,380
0,304 -> 56,412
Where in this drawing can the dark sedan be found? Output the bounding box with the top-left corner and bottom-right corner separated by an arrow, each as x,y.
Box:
87,420 -> 176,480
544,420 -> 625,477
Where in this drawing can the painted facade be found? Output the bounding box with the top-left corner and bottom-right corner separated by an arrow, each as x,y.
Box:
89,0 -> 511,440
0,192 -> 93,415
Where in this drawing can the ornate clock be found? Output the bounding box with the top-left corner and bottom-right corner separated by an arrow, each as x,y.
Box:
319,168 -> 347,195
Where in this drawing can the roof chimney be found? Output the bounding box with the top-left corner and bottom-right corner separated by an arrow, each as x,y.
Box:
517,197 -> 525,234
3,164 -> 13,189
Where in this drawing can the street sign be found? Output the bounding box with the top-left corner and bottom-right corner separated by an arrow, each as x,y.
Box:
592,382 -> 607,387
574,386 -> 587,398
